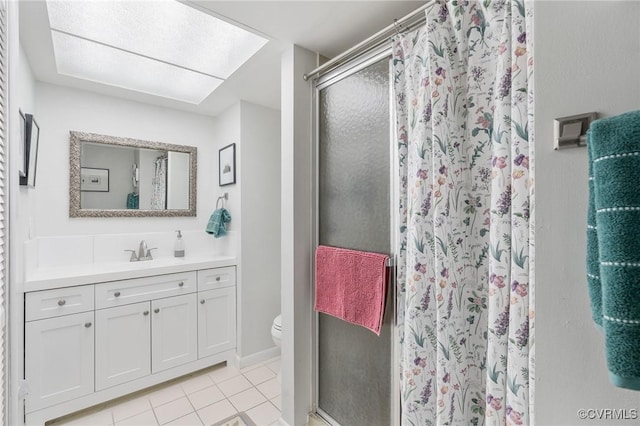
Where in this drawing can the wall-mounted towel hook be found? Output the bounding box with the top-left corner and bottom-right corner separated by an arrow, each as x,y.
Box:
554,112 -> 597,150
216,192 -> 228,209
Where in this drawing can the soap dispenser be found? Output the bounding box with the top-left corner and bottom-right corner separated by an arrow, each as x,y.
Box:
174,230 -> 185,258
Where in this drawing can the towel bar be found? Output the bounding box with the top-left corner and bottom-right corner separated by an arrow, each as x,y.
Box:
386,257 -> 395,267
216,193 -> 228,209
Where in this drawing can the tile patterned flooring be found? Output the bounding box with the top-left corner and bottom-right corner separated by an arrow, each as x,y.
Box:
48,358 -> 282,426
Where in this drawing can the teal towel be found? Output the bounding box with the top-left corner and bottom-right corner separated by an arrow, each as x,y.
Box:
206,208 -> 231,238
587,109 -> 640,390
126,192 -> 139,209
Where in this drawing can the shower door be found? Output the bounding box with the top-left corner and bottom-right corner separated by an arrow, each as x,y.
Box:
316,51 -> 395,426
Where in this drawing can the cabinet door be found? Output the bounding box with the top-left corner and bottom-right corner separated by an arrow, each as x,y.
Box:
151,293 -> 197,372
25,311 -> 94,412
197,287 -> 236,359
95,302 -> 151,391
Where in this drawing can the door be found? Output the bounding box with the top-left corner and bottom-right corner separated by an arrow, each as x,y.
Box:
95,302 -> 151,390
197,287 -> 236,359
316,55 -> 393,425
25,311 -> 94,412
152,293 -> 197,372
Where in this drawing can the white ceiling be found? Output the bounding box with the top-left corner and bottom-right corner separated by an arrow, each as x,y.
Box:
19,1 -> 425,117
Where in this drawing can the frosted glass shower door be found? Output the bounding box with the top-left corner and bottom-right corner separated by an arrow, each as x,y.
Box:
317,57 -> 392,426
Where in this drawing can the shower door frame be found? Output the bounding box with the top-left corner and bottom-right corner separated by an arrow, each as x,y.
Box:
311,44 -> 401,426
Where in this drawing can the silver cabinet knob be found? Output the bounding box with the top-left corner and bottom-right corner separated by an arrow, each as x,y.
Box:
114,291 -> 121,297
215,277 -> 221,282
84,322 -> 92,328
178,281 -> 184,287
154,308 -> 160,314
58,299 -> 66,306
143,310 -> 149,316
200,299 -> 205,304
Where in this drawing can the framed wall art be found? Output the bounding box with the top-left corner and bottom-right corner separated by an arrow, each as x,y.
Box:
219,143 -> 236,186
20,112 -> 40,187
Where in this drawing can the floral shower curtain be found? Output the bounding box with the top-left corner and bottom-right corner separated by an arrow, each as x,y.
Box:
394,1 -> 534,425
150,155 -> 167,210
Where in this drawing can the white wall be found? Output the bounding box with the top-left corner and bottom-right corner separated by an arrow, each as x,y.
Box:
30,82 -> 217,237
238,101 -> 281,358
280,45 -> 316,426
535,2 -> 640,424
212,103 -> 241,233
210,101 -> 281,362
8,38 -> 37,426
14,45 -> 36,244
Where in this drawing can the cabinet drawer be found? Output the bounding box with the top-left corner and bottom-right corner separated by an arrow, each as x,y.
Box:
95,271 -> 196,309
197,266 -> 236,291
26,285 -> 94,321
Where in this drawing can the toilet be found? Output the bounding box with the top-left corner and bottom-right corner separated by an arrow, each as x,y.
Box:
271,314 -> 282,348
271,314 -> 282,382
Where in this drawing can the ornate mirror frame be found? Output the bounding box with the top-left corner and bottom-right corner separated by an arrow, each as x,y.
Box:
69,131 -> 197,217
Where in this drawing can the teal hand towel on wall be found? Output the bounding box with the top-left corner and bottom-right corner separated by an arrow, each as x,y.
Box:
587,109 -> 640,390
126,192 -> 139,209
206,208 -> 231,238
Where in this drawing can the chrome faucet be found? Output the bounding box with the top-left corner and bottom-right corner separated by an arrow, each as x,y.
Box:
124,240 -> 157,262
138,240 -> 148,260
124,249 -> 139,262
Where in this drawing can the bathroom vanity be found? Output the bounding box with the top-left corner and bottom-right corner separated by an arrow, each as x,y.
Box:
22,256 -> 236,425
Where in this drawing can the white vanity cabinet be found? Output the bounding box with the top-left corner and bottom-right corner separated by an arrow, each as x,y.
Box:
23,264 -> 237,426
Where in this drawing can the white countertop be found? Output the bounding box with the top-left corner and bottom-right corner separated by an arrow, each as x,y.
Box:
24,254 -> 237,292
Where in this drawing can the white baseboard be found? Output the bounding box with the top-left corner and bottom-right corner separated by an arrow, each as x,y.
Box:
276,413 -> 326,426
235,346 -> 281,369
277,418 -> 291,426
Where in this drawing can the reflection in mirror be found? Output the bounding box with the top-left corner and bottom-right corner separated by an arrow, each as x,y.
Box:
70,131 -> 197,217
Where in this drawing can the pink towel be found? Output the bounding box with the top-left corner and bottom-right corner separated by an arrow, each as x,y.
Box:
314,245 -> 389,335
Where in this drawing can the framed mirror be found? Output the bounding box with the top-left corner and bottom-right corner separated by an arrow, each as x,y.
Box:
69,131 -> 197,217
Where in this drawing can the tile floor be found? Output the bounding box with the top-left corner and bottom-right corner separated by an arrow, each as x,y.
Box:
48,358 -> 282,426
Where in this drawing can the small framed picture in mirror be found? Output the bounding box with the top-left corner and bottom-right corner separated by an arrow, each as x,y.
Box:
81,167 -> 109,192
219,143 -> 236,186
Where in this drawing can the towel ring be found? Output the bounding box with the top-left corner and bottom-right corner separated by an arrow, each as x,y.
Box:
216,193 -> 228,209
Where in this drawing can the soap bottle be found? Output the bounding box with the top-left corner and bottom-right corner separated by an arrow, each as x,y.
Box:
174,230 -> 185,258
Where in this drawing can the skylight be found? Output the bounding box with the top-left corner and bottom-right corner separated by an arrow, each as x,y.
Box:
46,0 -> 269,104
